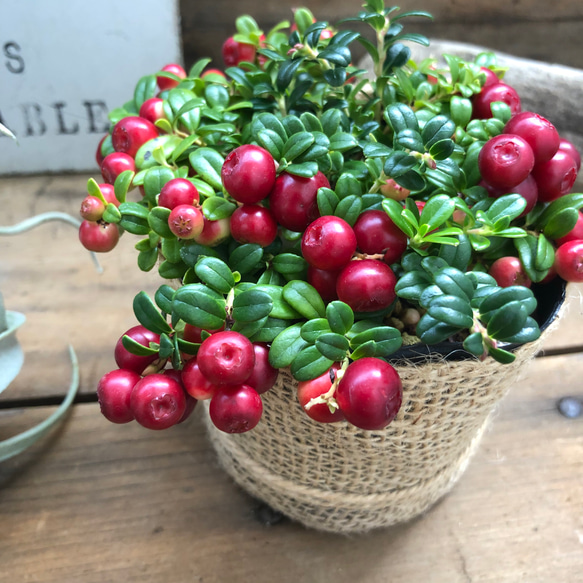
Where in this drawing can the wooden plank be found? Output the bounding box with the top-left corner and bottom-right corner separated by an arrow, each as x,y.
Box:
0,354 -> 582,583
0,175 -> 161,402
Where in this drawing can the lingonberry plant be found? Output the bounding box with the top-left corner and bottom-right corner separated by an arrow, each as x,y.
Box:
86,1 -> 582,435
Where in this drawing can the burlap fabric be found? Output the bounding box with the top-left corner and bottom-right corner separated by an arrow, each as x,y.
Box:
203,308 -> 563,534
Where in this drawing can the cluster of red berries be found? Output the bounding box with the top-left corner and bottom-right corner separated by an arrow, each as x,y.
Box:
97,324 -> 279,433
467,72 -> 583,286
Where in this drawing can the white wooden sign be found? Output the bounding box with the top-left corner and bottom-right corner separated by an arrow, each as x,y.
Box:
0,0 -> 182,174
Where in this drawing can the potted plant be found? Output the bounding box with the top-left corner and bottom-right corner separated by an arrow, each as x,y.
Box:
79,1 -> 582,532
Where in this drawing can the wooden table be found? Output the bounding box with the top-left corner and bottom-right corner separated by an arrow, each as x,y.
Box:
1,175 -> 582,583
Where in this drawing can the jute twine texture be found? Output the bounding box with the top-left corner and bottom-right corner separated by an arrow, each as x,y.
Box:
203,306 -> 563,534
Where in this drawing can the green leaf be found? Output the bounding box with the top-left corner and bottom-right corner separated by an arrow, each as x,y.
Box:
419,194 -> 456,231
394,270 -> 432,301
249,318 -> 288,343
282,281 -> 326,319
231,316 -> 269,339
334,195 -> 363,226
329,132 -> 358,153
118,202 -> 150,235
396,128 -> 424,152
501,316 -> 541,344
421,115 -> 456,148
349,326 -> 402,358
535,233 -> 555,271
257,129 -> 285,160
189,148 -> 224,190
158,333 -> 175,360
350,340 -> 377,360
463,332 -> 484,356
202,196 -> 237,221
269,324 -> 309,369
384,151 -> 418,178
449,96 -> 473,128
232,289 -> 273,322
315,333 -> 350,361
301,319 -> 331,342
102,203 -> 121,224
276,57 -> 305,92
143,167 -> 175,203
479,286 -> 537,321
134,74 -> 158,108
148,206 -> 174,238
155,285 -> 175,313
434,267 -> 475,301
271,253 -> 308,278
543,208 -> 579,240
205,83 -> 230,109
286,161 -> 319,177
486,302 -> 528,339
282,131 -> 315,162
326,301 -> 354,335
180,242 -> 221,267
253,284 -> 301,319
138,248 -> 158,272
114,170 -> 134,204
438,234 -> 472,271
486,194 -> 527,224
317,187 -> 339,215
189,58 -> 212,79
172,284 -> 226,329
194,257 -> 235,294
229,244 -> 264,274
133,291 -> 172,335
487,346 -> 516,364
514,236 -> 546,282
122,334 -> 159,356
427,295 -> 474,328
382,198 -> 415,238
176,337 -> 200,356
386,103 -> 419,134
135,135 -> 182,169
416,315 -> 460,344
290,346 -> 334,382
335,174 -> 362,199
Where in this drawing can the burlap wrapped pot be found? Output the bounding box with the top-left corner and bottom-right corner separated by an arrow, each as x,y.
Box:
203,281 -> 566,534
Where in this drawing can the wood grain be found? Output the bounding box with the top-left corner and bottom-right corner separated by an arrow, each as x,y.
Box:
0,353 -> 582,583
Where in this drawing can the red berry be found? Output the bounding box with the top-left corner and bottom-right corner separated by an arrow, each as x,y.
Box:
556,212 -> 583,247
181,358 -> 218,400
101,152 -> 136,185
488,256 -> 531,288
97,369 -> 141,424
80,196 -> 105,221
222,37 -> 256,67
209,384 -> 263,433
112,116 -> 159,158
532,150 -> 578,202
480,67 -> 499,88
379,178 -> 410,201
79,220 -> 120,253
555,240 -> 583,282
194,217 -> 231,247
221,145 -> 276,204
158,178 -> 199,209
230,204 -> 278,247
486,174 -> 538,217
297,365 -> 345,424
336,259 -> 397,312
183,323 -> 225,344
197,331 -> 255,386
95,134 -> 108,167
156,63 -> 186,91
558,138 -> 581,171
269,171 -> 330,232
245,344 -> 279,395
114,325 -> 161,375
130,374 -> 187,430
353,209 -> 408,264
336,358 -> 402,430
168,204 -> 204,239
479,134 -> 535,190
307,266 -> 340,303
472,82 -> 521,119
162,369 -> 197,423
201,68 -> 227,80
302,216 -> 357,271
139,97 -> 166,125
504,111 -> 559,164
98,183 -> 120,207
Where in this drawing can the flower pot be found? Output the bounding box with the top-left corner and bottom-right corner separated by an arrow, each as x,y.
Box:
204,278 -> 566,533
